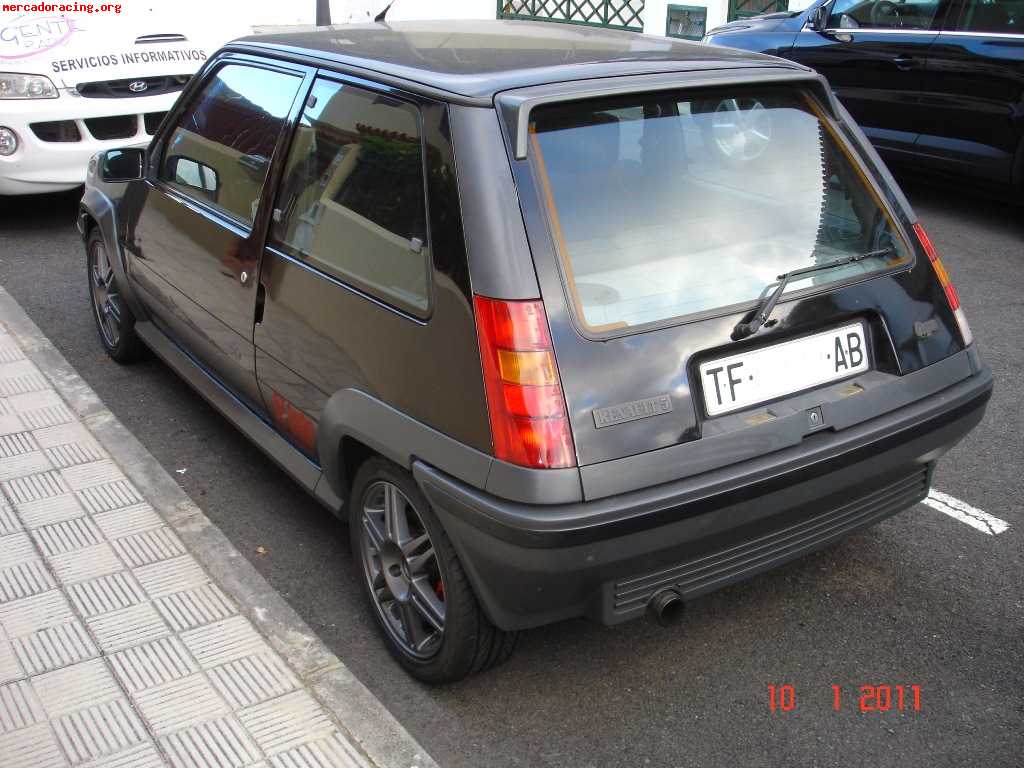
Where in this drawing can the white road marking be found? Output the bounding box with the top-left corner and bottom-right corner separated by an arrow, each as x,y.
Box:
923,490 -> 1010,536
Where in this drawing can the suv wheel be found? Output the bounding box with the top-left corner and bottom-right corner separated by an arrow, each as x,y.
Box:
87,228 -> 145,363
350,457 -> 517,683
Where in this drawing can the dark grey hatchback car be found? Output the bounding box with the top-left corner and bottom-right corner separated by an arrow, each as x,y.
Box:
79,20 -> 992,683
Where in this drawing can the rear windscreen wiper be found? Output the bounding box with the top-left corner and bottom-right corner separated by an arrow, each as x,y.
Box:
732,248 -> 894,341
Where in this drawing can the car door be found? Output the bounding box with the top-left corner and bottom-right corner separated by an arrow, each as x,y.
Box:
252,74 -> 490,461
789,0 -> 954,156
918,0 -> 1024,184
126,56 -> 307,410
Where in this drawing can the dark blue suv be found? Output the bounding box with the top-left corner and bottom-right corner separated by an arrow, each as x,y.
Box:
705,0 -> 1024,195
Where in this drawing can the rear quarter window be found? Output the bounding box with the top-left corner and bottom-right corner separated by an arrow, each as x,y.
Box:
271,78 -> 431,318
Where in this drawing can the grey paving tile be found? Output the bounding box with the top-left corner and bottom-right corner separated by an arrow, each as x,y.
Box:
159,715 -> 261,768
0,412 -> 26,436
0,589 -> 74,637
67,571 -> 147,619
0,638 -> 24,684
78,741 -> 166,768
0,720 -> 69,767
111,528 -> 185,568
133,556 -> 207,601
49,542 -> 123,584
33,658 -> 121,717
61,460 -> 127,491
11,619 -> 98,675
32,423 -> 97,450
154,583 -> 235,632
133,672 -> 229,736
267,732 -> 369,768
44,439 -> 106,470
87,603 -> 169,654
4,390 -> 63,413
0,560 -> 56,604
0,679 -> 46,734
0,373 -> 50,399
19,403 -> 76,430
207,653 -> 299,710
17,493 -> 87,529
0,531 -> 39,565
0,503 -> 21,535
52,696 -> 149,765
77,481 -> 144,515
0,452 -> 52,482
0,432 -> 36,459
94,505 -> 163,541
180,616 -> 269,670
2,469 -> 68,505
238,691 -> 336,757
108,635 -> 199,694
32,516 -> 103,556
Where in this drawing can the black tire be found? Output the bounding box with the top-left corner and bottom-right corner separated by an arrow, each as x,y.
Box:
349,457 -> 517,683
86,227 -> 146,363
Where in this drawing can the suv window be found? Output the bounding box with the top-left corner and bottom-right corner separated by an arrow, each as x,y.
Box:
159,64 -> 301,225
956,0 -> 1022,32
529,88 -> 911,333
272,78 -> 429,316
827,0 -> 939,29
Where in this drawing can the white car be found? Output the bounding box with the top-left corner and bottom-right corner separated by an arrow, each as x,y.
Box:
0,11 -> 245,195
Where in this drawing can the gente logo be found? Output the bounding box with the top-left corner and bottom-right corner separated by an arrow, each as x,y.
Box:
0,14 -> 76,60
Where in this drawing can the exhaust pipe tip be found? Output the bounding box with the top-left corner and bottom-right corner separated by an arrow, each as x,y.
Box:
648,589 -> 685,628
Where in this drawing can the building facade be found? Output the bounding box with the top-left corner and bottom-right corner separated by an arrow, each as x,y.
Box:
321,0 -> 814,41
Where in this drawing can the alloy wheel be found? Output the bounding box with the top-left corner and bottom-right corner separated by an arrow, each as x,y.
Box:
358,481 -> 446,659
89,238 -> 122,348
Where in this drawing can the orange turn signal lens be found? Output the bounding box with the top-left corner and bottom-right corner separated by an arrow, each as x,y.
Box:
497,349 -> 558,386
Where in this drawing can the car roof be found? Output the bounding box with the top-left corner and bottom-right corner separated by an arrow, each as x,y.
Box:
232,20 -> 801,104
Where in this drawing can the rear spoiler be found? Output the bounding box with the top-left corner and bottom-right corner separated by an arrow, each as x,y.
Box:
495,66 -> 839,161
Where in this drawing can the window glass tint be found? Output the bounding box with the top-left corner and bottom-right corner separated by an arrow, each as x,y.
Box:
530,89 -> 911,332
160,64 -> 300,224
957,0 -> 1022,32
828,0 -> 938,29
272,78 -> 429,315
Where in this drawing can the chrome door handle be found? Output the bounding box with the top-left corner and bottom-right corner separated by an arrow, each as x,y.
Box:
893,56 -> 915,71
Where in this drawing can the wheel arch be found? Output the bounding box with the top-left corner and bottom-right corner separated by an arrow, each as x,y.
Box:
79,185 -> 148,322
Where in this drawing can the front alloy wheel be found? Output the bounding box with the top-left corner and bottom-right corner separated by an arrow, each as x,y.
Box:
86,228 -> 145,363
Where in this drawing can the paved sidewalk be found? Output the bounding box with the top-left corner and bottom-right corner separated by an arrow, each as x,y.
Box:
0,287 -> 436,768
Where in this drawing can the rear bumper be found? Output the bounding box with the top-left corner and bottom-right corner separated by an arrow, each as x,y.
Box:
414,363 -> 992,631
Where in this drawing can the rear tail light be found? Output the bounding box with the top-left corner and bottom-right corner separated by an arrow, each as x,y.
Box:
913,222 -> 973,346
473,296 -> 576,469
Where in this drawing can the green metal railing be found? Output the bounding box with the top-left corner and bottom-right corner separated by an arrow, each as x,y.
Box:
498,1 -> 646,32
727,0 -> 788,22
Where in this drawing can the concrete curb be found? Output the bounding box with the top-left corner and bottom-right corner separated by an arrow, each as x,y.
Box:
0,286 -> 438,768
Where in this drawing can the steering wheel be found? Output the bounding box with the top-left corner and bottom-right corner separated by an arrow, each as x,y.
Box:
870,0 -> 901,26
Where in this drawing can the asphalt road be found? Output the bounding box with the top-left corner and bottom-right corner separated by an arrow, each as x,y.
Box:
1,179 -> 1021,768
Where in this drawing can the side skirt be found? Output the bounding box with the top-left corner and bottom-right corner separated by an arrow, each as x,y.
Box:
134,321 -> 344,516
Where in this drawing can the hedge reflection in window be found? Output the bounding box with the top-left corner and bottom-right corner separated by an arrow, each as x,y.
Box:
273,79 -> 429,316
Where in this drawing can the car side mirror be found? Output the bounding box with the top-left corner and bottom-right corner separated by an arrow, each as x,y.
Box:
101,148 -> 145,182
808,3 -> 831,31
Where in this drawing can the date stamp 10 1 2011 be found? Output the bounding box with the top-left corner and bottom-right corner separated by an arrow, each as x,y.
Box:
768,684 -> 923,713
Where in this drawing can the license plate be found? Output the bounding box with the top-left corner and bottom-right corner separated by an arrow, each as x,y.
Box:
699,323 -> 869,417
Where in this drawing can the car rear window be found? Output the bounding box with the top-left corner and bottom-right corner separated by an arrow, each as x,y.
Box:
528,87 -> 912,334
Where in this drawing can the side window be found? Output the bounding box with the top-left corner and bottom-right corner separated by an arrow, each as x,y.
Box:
159,63 -> 301,225
957,0 -> 1022,32
827,0 -> 940,30
272,78 -> 430,316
